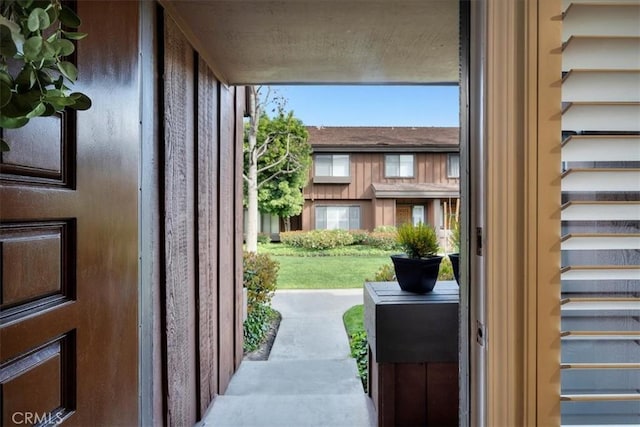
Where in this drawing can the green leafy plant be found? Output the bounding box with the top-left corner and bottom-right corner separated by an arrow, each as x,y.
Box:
366,263 -> 396,282
396,222 -> 440,259
257,232 -> 271,244
243,303 -> 277,353
243,252 -> 280,352
439,256 -> 454,280
343,305 -> 367,391
349,331 -> 368,391
243,251 -> 279,308
449,218 -> 460,253
0,0 -> 91,151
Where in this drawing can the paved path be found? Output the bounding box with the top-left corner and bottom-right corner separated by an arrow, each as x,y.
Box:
200,289 -> 376,427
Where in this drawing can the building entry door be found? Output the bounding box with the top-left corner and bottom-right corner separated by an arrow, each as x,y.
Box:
0,2 -> 139,425
396,205 -> 412,226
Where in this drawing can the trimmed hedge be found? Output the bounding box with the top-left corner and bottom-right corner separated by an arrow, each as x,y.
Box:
280,228 -> 401,251
349,229 -> 370,245
365,232 -> 401,251
280,229 -> 354,250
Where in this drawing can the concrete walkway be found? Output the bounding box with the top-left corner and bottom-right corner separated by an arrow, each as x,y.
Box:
200,289 -> 376,427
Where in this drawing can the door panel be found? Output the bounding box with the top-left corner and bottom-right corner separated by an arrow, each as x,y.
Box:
396,205 -> 412,226
0,2 -> 139,425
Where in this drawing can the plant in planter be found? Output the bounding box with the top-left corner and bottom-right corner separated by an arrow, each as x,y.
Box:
0,0 -> 91,151
448,219 -> 461,285
391,222 -> 442,293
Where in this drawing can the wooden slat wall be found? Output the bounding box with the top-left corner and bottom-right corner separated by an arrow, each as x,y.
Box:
217,84 -> 237,394
160,9 -> 245,425
304,153 -> 457,200
196,57 -> 220,416
234,86 -> 246,370
375,199 -> 396,226
163,14 -> 198,424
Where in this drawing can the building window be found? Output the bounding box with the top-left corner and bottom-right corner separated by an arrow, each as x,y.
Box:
447,153 -> 460,178
315,154 -> 350,177
315,206 -> 360,230
385,154 -> 414,177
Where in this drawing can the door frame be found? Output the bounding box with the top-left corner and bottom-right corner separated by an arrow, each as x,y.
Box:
139,2 -> 161,424
471,0 -> 562,425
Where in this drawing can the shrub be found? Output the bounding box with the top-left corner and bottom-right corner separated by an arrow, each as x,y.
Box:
366,263 -> 396,282
349,331 -> 369,391
243,252 -> 279,309
349,229 -> 370,245
373,225 -> 397,233
365,231 -> 401,251
439,256 -> 454,280
257,232 -> 271,244
396,222 -> 439,258
280,229 -> 354,250
279,230 -> 305,247
243,252 -> 280,353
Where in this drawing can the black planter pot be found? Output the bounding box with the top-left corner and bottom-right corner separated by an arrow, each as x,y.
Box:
449,253 -> 460,285
391,254 -> 443,294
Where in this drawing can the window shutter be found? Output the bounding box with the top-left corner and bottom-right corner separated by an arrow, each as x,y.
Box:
560,2 -> 640,424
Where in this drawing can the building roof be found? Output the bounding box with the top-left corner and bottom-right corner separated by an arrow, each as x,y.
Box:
372,182 -> 459,199
306,126 -> 459,152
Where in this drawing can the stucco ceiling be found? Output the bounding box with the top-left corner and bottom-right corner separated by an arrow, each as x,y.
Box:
161,1 -> 460,85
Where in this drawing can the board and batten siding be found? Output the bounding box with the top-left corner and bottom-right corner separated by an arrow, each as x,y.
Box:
160,9 -> 245,425
560,1 -> 640,424
304,152 -> 458,200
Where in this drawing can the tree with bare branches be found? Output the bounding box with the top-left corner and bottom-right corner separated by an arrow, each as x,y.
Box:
244,86 -> 311,252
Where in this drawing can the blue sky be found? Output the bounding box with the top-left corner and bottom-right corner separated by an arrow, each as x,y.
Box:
274,85 -> 459,127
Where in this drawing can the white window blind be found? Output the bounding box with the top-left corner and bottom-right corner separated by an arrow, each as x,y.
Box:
314,154 -> 350,177
385,154 -> 414,177
315,206 -> 360,230
447,153 -> 460,178
560,2 -> 640,425
412,205 -> 425,226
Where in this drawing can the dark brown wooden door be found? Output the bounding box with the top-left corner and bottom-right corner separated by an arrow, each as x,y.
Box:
0,2 -> 139,425
396,205 -> 412,226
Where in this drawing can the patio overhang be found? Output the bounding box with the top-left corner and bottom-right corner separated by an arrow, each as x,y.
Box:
372,182 -> 459,199
159,0 -> 459,85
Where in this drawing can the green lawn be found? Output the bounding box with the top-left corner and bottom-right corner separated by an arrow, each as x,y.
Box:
274,255 -> 390,289
343,304 -> 365,336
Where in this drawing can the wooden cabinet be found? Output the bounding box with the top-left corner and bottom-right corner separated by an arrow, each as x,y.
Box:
364,282 -> 459,426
